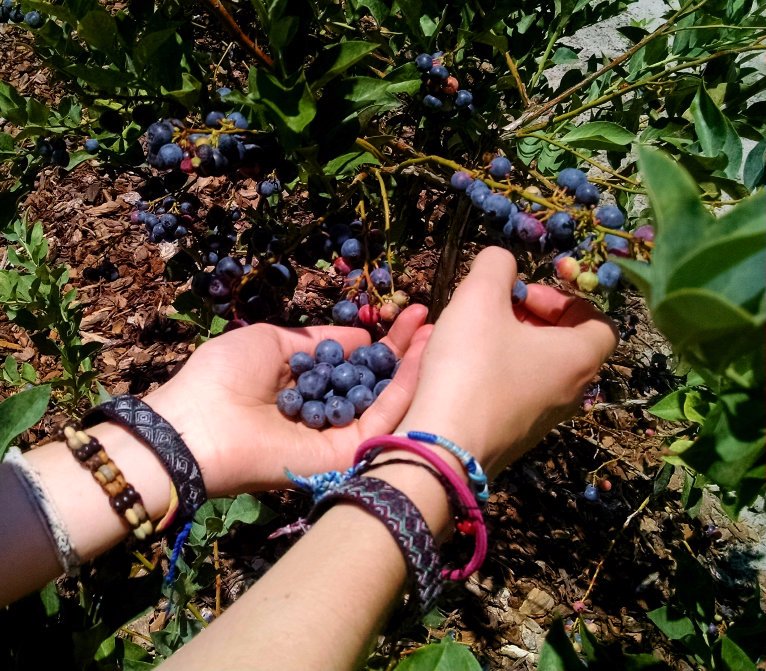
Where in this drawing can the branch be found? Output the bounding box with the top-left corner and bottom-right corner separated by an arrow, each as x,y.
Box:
202,0 -> 274,69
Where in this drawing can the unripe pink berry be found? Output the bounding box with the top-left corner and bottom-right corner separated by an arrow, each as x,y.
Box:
573,601 -> 587,613
598,478 -> 612,492
380,302 -> 401,322
180,157 -> 195,174
358,304 -> 380,326
391,290 -> 410,307
577,270 -> 599,292
442,76 -> 460,95
555,255 -> 581,282
634,224 -> 655,242
333,256 -> 352,275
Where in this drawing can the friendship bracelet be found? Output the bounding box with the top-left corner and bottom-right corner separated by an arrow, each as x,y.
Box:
355,436 -> 488,581
63,425 -> 154,540
4,446 -> 82,576
307,474 -> 443,613
82,395 -> 207,523
402,431 -> 489,503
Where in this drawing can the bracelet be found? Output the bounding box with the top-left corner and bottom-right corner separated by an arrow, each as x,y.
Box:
82,395 -> 206,523
355,435 -> 488,581
4,446 -> 82,576
402,431 -> 489,502
307,474 -> 443,614
63,425 -> 154,540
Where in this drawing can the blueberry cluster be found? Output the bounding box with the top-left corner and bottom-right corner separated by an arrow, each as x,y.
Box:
200,205 -> 241,265
450,161 -> 653,294
82,259 -> 119,283
35,137 -> 70,167
131,193 -> 199,243
0,1 -> 43,27
192,251 -> 296,323
277,339 -> 399,429
415,52 -> 474,115
144,115 -> 286,195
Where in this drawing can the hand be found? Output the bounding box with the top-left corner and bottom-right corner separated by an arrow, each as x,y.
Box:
145,305 -> 429,496
397,247 -> 618,478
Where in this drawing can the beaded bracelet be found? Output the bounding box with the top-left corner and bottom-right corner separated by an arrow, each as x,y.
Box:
402,431 -> 489,503
63,424 -> 154,540
355,435 -> 488,581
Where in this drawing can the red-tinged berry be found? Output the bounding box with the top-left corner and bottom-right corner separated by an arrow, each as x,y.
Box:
598,478 -> 612,492
634,224 -> 655,242
442,76 -> 459,95
572,601 -> 587,613
333,256 -> 352,275
645,427 -> 656,436
380,302 -> 401,322
391,290 -> 410,308
577,270 -> 599,292
358,304 -> 380,326
180,157 -> 195,174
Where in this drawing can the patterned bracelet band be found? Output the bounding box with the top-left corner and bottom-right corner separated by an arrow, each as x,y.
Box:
82,395 -> 206,523
402,431 -> 489,503
355,435 -> 488,581
307,475 -> 443,614
62,425 -> 154,540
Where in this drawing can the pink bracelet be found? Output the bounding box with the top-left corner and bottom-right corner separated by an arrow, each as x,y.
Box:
355,435 -> 488,581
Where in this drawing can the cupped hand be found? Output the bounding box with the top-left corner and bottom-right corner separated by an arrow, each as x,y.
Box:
146,305 -> 429,496
396,247 -> 618,478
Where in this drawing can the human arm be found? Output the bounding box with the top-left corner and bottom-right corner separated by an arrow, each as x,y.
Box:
0,306 -> 428,607
156,246 -> 619,671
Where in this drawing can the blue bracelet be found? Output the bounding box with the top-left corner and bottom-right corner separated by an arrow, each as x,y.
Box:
404,431 -> 489,503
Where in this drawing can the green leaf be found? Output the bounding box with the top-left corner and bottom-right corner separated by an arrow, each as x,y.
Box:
649,388 -> 689,421
248,70 -> 317,142
636,147 -> 714,302
561,122 -> 635,152
717,636 -> 757,671
323,150 -> 379,176
221,493 -> 274,533
39,581 -> 60,617
743,140 -> 765,192
393,636 -> 482,670
552,47 -> 580,64
690,84 -> 742,180
647,605 -> 696,640
78,9 -> 122,58
652,289 -> 762,372
538,619 -> 587,671
0,385 -> 51,460
310,41 -> 379,90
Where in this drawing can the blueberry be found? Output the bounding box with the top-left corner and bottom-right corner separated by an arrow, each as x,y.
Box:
208,277 -> 231,300
370,267 -> 391,292
156,143 -> 183,169
227,112 -> 249,129
450,171 -> 473,191
36,139 -> 53,159
415,53 -> 433,71
332,300 -> 358,325
315,339 -> 345,366
329,223 -> 352,247
146,121 -> 174,152
289,351 -> 315,376
24,10 -> 43,27
502,218 -> 516,239
455,90 -> 473,108
340,238 -> 364,264
366,342 -> 396,377
297,370 -> 328,400
429,65 -> 449,79
546,212 -> 575,245
512,279 -> 528,303
556,168 -> 587,193
277,388 -> 304,418
604,234 -> 629,256
300,400 -> 326,429
482,194 -> 513,221
349,346 -> 370,367
584,484 -> 600,501
513,213 -> 545,243
575,182 -> 601,206
258,179 -> 281,196
423,95 -> 442,109
215,256 -> 243,280
596,261 -> 622,290
596,205 -> 625,229
205,111 -> 225,127
470,184 -> 490,208
488,156 -> 512,179
347,385 -> 374,415
324,396 -> 356,427
373,379 -> 391,398
216,87 -> 232,98
150,224 -> 166,242
174,225 -> 188,238
313,362 -> 334,383
331,363 -> 359,395
355,365 -> 376,389
82,138 -> 99,154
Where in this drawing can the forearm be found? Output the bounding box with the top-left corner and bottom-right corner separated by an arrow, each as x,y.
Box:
158,462 -> 455,671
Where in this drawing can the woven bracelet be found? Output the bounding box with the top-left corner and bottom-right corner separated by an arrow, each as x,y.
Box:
82,395 -> 207,523
308,475 -> 443,614
355,436 -> 488,581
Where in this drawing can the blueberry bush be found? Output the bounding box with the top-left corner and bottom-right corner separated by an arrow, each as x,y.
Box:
1,0 -> 764,668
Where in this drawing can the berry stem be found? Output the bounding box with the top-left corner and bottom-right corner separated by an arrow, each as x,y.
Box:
503,51 -> 530,108
372,168 -> 396,294
201,0 -> 274,69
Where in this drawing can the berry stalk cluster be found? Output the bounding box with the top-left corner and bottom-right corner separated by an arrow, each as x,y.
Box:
415,52 -> 474,115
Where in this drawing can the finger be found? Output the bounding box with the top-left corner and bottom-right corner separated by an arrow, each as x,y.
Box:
275,324 -> 371,361
522,284 -> 581,325
450,246 -> 519,314
558,300 -> 619,362
356,336 -> 428,438
380,303 -> 428,357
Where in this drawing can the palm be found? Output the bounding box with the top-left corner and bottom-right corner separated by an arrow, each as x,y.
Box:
159,306 -> 429,496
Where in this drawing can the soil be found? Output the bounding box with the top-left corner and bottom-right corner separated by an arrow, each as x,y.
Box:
1,13 -> 764,671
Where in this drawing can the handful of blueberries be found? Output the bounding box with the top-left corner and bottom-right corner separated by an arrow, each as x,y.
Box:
277,339 -> 399,429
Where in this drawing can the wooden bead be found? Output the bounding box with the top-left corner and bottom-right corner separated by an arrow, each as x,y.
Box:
75,430 -> 91,446
104,480 -> 124,497
124,507 -> 140,527
132,502 -> 148,523
132,519 -> 154,541
97,463 -> 118,484
64,425 -> 83,450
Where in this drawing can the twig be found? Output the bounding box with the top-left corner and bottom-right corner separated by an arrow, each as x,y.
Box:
213,540 -> 222,617
201,0 -> 274,69
186,602 -> 210,627
372,169 -> 396,293
504,52 -> 530,107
